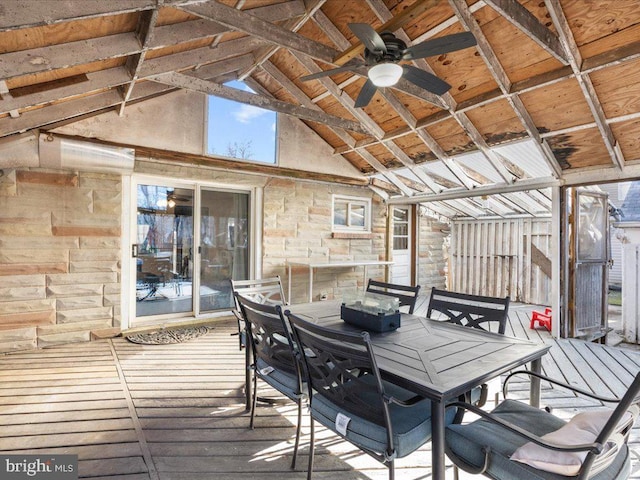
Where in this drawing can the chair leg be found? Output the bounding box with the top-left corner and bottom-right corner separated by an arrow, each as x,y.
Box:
290,399 -> 302,469
307,418 -> 315,480
453,465 -> 460,480
388,459 -> 394,480
249,373 -> 258,429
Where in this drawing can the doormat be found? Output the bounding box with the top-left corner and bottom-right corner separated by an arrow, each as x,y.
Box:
126,326 -> 212,345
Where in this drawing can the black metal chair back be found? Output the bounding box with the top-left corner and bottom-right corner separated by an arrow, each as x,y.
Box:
230,276 -> 287,350
366,280 -> 421,314
289,314 -> 390,427
235,292 -> 304,469
446,369 -> 640,480
426,287 -> 510,334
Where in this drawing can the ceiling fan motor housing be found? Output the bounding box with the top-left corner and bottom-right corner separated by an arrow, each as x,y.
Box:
365,32 -> 407,64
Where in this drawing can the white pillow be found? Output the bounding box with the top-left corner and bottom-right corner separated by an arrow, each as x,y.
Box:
510,409 -> 621,476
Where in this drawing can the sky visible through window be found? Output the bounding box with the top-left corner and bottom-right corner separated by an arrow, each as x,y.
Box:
207,80 -> 277,164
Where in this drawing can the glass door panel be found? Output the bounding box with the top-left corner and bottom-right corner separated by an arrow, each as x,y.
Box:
136,185 -> 194,317
200,190 -> 250,312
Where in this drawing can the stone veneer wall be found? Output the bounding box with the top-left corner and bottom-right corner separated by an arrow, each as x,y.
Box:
416,214 -> 449,291
0,169 -> 121,353
262,178 -> 388,303
0,159 -> 449,352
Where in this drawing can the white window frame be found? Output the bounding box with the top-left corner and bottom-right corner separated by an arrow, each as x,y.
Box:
332,195 -> 372,233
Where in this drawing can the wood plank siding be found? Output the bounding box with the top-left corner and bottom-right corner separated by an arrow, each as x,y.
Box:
450,218 -> 552,305
1,306 -> 639,479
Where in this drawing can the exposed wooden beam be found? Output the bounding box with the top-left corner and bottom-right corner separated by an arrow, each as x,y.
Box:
150,1 -> 306,50
148,71 -> 372,136
388,176 -> 559,205
118,9 -> 160,116
132,144 -> 370,187
179,1 -> 339,64
448,0 -> 511,92
544,0 -> 624,170
484,0 -> 568,64
0,0 -> 155,32
291,51 -> 384,138
449,0 -> 563,178
357,149 -> 414,196
259,60 -> 357,148
382,140 -> 440,193
237,0 -> 328,81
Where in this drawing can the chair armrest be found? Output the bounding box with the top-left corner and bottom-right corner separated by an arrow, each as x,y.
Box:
503,370 -> 621,404
383,393 -> 426,407
449,400 -> 604,455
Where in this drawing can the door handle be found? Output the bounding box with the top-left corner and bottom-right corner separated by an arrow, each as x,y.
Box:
132,244 -> 138,258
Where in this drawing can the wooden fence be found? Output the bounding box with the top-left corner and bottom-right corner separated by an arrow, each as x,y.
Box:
449,217 -> 552,305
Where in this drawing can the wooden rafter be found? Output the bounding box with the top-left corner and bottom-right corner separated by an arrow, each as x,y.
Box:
544,0 -> 624,170
148,71 -> 373,136
117,9 -> 159,116
448,0 -> 563,178
178,1 -> 339,65
483,0 -> 568,64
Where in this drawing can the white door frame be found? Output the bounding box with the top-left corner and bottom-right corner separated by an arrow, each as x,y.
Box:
391,205 -> 413,286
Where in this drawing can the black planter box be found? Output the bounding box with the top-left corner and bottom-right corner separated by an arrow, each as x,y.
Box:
341,303 -> 401,333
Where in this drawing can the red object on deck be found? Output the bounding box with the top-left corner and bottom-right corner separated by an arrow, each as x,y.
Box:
530,308 -> 552,331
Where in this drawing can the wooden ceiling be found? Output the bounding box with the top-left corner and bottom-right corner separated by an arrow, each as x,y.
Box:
1,0 -> 640,205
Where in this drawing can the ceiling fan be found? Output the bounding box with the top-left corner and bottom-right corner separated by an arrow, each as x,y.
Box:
301,24 -> 477,108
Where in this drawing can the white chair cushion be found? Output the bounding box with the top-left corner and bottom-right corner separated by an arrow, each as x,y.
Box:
511,408 -> 629,476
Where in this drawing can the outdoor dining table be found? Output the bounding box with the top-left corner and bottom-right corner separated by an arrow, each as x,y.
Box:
286,300 -> 551,480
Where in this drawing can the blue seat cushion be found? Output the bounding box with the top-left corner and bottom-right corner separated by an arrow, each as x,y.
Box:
255,358 -> 305,401
446,399 -> 630,480
311,375 -> 456,458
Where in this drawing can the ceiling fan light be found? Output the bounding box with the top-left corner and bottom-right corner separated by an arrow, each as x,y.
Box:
368,63 -> 403,87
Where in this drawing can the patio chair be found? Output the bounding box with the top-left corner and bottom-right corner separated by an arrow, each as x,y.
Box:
426,287 -> 510,335
235,293 -> 304,469
366,279 -> 421,314
286,311 -> 456,480
445,369 -> 640,480
426,287 -> 510,409
231,276 -> 287,350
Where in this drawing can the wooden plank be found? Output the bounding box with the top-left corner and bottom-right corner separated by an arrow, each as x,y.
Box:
0,419 -> 134,437
531,242 -> 552,278
0,315 -> 638,480
0,430 -> 138,450
0,409 -> 131,426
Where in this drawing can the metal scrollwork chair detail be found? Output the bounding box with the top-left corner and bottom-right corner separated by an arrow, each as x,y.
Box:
231,276 -> 287,351
366,280 -> 421,314
235,293 -> 304,469
445,370 -> 640,480
427,287 -> 511,409
426,287 -> 510,335
286,311 -> 456,480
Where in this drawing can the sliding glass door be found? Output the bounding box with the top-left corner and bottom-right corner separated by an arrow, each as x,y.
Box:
133,181 -> 250,321
135,184 -> 194,317
199,190 -> 249,311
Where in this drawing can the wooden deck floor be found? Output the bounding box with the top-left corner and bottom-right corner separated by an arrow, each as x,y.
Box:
1,304 -> 640,480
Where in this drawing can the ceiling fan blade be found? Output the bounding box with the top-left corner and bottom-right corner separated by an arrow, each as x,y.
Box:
300,65 -> 358,82
348,23 -> 387,54
402,32 -> 477,60
354,79 -> 377,108
402,65 -> 451,95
